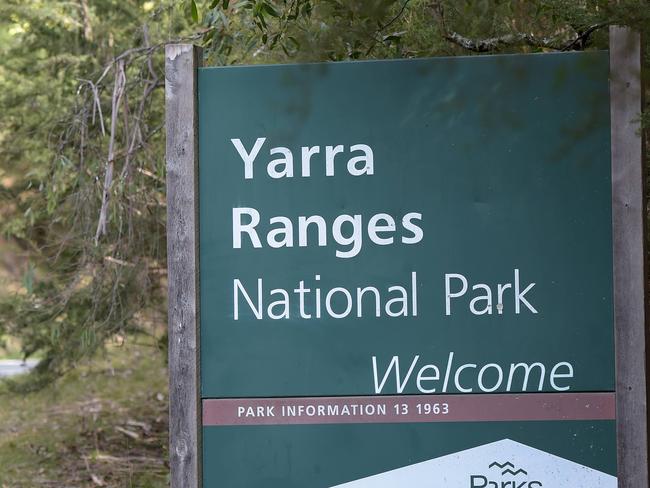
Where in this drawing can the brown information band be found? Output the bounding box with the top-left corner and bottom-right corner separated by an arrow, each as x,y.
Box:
202,392 -> 615,426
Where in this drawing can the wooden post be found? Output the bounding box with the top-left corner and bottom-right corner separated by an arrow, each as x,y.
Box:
610,26 -> 648,488
166,44 -> 202,488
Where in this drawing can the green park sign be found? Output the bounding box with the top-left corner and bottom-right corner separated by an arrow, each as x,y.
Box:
165,28 -> 647,488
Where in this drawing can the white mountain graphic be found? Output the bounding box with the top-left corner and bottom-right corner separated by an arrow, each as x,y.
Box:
331,439 -> 616,487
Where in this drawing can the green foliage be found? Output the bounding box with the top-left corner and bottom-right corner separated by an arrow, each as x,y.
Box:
192,0 -> 650,62
0,0 -> 649,389
0,0 -> 192,388
198,0 -> 420,63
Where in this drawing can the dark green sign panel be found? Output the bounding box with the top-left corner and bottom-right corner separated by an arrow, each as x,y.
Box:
198,52 -> 615,487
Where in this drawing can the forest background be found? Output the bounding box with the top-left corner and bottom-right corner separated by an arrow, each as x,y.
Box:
0,1 -> 648,486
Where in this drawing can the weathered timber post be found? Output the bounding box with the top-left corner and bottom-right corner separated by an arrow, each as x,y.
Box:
165,44 -> 202,488
610,26 -> 648,488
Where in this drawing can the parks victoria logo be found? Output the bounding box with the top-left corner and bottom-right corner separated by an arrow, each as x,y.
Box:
332,439 -> 616,487
470,461 -> 542,488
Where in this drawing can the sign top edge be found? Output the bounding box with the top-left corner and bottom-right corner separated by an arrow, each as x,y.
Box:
198,49 -> 608,72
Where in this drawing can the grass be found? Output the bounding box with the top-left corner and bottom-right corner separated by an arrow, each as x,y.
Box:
0,336 -> 169,488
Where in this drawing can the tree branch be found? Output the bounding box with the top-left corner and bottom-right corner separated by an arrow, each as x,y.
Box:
94,59 -> 126,245
379,0 -> 412,32
432,1 -> 608,53
444,31 -> 568,52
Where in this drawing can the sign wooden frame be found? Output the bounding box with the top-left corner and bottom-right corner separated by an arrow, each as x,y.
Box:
165,28 -> 646,488
610,26 -> 648,488
166,43 -> 202,488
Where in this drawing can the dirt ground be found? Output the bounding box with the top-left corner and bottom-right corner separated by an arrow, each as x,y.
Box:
0,337 -> 169,488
